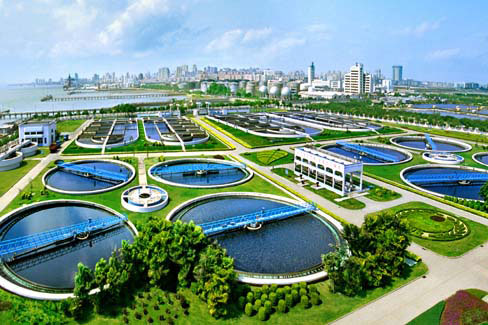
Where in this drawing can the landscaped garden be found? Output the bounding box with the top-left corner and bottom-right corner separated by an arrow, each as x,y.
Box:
241,149 -> 294,166
369,202 -> 488,256
408,289 -> 488,325
56,119 -> 86,133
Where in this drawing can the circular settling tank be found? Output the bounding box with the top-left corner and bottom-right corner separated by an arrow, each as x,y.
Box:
473,152 -> 488,167
0,200 -> 136,298
43,160 -> 135,194
121,185 -> 169,212
149,159 -> 252,188
322,143 -> 411,165
422,152 -> 464,165
390,135 -> 471,152
168,193 -> 342,282
401,165 -> 488,200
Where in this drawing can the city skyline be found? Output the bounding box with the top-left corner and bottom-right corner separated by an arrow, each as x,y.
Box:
0,0 -> 487,83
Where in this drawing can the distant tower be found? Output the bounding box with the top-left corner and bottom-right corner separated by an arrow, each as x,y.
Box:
307,62 -> 315,84
64,74 -> 73,90
392,65 -> 403,83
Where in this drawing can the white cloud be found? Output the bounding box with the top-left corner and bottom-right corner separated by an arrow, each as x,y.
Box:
426,48 -> 461,60
398,20 -> 443,37
305,23 -> 332,40
206,29 -> 243,51
98,0 -> 180,48
242,27 -> 272,43
53,0 -> 98,32
261,37 -> 305,57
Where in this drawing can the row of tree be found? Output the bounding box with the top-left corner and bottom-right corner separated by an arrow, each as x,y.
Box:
67,218 -> 236,320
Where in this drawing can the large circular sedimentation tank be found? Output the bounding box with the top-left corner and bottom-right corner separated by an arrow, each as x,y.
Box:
473,152 -> 488,167
321,143 -> 412,165
149,159 -> 253,188
0,200 -> 137,299
43,160 -> 135,195
390,135 -> 471,152
401,165 -> 488,200
167,193 -> 342,284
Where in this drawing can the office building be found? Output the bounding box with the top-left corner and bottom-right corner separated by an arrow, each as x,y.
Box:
392,65 -> 403,82
19,120 -> 56,146
343,63 -> 372,95
307,62 -> 315,84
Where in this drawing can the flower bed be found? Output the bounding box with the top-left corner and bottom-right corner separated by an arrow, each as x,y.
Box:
441,290 -> 488,325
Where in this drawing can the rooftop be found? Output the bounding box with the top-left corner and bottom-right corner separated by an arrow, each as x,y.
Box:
297,146 -> 362,166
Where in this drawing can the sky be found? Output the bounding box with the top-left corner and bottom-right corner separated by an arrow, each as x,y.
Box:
0,0 -> 487,84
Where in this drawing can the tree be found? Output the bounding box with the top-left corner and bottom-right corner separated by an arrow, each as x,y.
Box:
71,263 -> 95,319
481,181 -> 488,201
322,212 -> 411,296
277,299 -> 287,313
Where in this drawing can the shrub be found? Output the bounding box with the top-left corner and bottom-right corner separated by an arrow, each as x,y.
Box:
276,288 -> 284,300
284,286 -> 291,295
238,296 -> 246,309
261,294 -> 268,302
291,290 -> 299,304
277,299 -> 287,313
264,300 -> 272,314
254,299 -> 262,311
258,307 -> 267,321
285,294 -> 293,308
269,292 -> 277,306
270,284 -> 278,292
299,282 -> 307,290
262,285 -> 269,295
300,296 -> 310,309
246,292 -> 254,303
311,293 -> 321,306
245,303 -> 253,316
299,288 -> 307,297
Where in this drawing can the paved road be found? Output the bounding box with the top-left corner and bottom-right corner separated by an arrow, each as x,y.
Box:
0,118 -> 486,324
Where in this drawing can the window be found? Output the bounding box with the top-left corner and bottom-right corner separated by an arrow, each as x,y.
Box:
335,171 -> 343,177
326,167 -> 333,174
318,164 -> 324,170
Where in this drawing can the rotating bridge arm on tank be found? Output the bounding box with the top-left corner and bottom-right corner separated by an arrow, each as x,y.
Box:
424,134 -> 438,151
0,216 -> 127,260
152,162 -> 246,175
407,172 -> 488,184
199,202 -> 316,236
58,162 -> 129,183
336,141 -> 397,162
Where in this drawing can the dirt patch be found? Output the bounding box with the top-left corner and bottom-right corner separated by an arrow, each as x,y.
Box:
431,214 -> 446,222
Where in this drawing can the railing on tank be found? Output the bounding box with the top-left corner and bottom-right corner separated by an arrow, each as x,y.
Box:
152,162 -> 246,175
57,162 -> 129,183
336,141 -> 397,162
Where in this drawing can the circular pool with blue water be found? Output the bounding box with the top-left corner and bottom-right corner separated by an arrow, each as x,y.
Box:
321,143 -> 411,165
168,193 -> 342,282
43,160 -> 135,195
401,165 -> 488,200
391,135 -> 471,152
149,158 -> 252,188
473,153 -> 488,167
0,200 -> 136,298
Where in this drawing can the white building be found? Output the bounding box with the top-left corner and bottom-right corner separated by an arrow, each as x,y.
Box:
19,120 -> 56,146
343,63 -> 372,95
294,146 -> 363,196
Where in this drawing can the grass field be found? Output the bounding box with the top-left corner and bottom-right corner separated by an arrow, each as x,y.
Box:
396,124 -> 488,144
407,301 -> 445,325
56,119 -> 85,133
0,160 -> 41,199
364,181 -> 402,202
241,149 -> 294,166
368,201 -> 488,256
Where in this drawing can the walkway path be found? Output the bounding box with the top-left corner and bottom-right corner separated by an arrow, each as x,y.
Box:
137,156 -> 147,185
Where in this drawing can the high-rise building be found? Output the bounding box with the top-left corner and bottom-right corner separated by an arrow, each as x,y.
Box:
307,62 -> 315,84
158,67 -> 170,81
392,65 -> 403,82
343,63 -> 372,95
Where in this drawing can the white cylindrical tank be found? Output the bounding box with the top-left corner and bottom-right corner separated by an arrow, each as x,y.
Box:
269,86 -> 280,97
245,81 -> 256,94
200,82 -> 208,93
259,85 -> 268,94
281,86 -> 290,97
229,83 -> 238,93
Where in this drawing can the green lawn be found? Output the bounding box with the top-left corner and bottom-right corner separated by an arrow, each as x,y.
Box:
407,301 -> 445,325
271,167 -> 297,183
369,202 -> 488,256
56,119 -> 85,133
306,185 -> 366,210
241,149 -> 294,166
311,126 -> 402,142
0,160 -> 41,199
397,124 -> 488,144
364,181 -> 401,202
